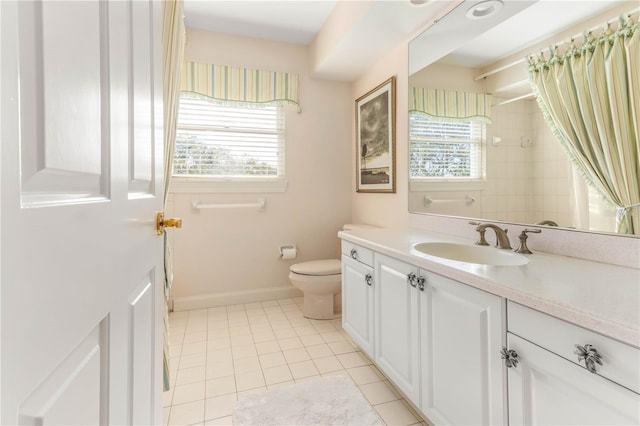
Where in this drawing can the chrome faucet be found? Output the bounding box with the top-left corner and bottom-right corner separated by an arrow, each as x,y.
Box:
469,221 -> 512,249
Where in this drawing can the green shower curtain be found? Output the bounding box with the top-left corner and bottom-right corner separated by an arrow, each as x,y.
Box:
528,16 -> 640,234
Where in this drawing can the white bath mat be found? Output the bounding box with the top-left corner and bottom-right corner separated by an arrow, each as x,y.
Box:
232,375 -> 383,425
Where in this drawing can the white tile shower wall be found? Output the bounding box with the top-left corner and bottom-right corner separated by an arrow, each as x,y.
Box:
485,99 -> 533,224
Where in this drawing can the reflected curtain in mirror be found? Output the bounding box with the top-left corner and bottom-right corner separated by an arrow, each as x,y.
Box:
528,17 -> 640,234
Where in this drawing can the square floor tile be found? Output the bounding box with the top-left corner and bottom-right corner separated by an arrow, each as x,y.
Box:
233,356 -> 261,374
277,337 -> 303,350
205,415 -> 233,425
306,344 -> 333,359
230,335 -> 254,347
235,371 -> 265,391
259,352 -> 286,369
206,361 -> 234,380
312,355 -> 343,374
374,400 -> 419,426
299,334 -> 325,347
320,331 -> 346,343
231,345 -> 258,360
168,400 -> 205,426
207,349 -> 232,365
283,347 -> 310,364
312,322 -> 336,333
359,381 -> 399,405
179,353 -> 207,369
263,365 -> 293,385
183,332 -> 208,344
255,340 -> 280,355
347,365 -> 384,385
205,375 -> 236,398
205,393 -> 238,421
253,331 -> 276,343
327,340 -> 357,355
274,328 -> 297,339
288,360 -> 319,379
172,381 -> 206,405
294,326 -> 318,337
267,380 -> 295,390
337,352 -> 371,369
207,338 -> 231,351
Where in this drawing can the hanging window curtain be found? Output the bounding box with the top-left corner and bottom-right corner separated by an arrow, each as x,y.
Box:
162,0 -> 185,392
409,87 -> 492,123
181,61 -> 301,112
528,14 -> 640,234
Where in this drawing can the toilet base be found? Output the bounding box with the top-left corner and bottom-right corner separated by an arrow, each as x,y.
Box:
303,292 -> 337,320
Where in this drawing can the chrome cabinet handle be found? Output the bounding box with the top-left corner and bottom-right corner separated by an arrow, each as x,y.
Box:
416,276 -> 426,291
407,272 -> 417,287
350,248 -> 358,260
501,347 -> 519,368
365,274 -> 373,286
574,344 -> 603,373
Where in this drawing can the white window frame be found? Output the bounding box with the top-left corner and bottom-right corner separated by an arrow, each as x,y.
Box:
409,114 -> 487,191
171,96 -> 288,193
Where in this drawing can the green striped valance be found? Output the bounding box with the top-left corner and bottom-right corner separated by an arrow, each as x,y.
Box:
181,62 -> 301,111
409,87 -> 492,123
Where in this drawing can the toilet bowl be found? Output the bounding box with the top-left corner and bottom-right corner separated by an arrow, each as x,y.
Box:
289,224 -> 376,320
289,259 -> 342,320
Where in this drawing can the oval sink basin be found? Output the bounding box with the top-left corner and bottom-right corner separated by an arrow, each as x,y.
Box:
414,242 -> 529,266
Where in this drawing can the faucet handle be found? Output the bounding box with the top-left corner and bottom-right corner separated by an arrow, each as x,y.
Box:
515,228 -> 542,254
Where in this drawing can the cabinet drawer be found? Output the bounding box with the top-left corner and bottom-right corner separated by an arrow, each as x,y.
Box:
508,302 -> 639,394
341,241 -> 374,267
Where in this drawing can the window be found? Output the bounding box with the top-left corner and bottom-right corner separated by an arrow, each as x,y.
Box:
173,96 -> 285,179
409,113 -> 486,181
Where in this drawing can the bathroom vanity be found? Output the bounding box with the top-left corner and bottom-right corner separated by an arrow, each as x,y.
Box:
339,227 -> 640,426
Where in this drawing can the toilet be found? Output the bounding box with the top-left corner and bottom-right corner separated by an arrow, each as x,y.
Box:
289,224 -> 375,320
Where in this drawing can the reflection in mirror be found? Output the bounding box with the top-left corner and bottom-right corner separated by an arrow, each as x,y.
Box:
408,0 -> 639,236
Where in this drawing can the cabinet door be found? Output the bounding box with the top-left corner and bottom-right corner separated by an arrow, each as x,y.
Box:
421,272 -> 506,426
342,255 -> 374,357
507,333 -> 640,425
374,254 -> 420,403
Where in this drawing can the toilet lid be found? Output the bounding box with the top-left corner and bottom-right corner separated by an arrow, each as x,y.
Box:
290,259 -> 341,276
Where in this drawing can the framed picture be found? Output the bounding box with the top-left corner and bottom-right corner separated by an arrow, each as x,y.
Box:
355,76 -> 396,193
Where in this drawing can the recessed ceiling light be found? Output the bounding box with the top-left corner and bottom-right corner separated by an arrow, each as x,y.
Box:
410,0 -> 430,5
466,0 -> 503,20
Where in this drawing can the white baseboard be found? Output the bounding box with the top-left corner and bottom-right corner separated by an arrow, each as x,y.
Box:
172,285 -> 303,312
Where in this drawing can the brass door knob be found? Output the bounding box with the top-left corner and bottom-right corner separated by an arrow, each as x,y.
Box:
156,212 -> 182,235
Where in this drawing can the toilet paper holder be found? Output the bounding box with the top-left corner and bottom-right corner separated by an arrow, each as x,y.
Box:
279,244 -> 297,260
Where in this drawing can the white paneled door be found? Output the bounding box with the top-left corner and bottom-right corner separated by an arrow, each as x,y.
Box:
1,1 -> 164,425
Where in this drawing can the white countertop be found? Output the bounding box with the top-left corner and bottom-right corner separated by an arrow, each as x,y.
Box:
338,227 -> 640,348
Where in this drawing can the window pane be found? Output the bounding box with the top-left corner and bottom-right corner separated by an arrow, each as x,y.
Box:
173,96 -> 284,177
409,114 -> 485,179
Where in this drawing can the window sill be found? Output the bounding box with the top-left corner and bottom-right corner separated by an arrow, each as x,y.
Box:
169,177 -> 288,193
409,179 -> 487,192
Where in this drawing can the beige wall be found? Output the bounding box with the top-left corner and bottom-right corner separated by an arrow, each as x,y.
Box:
351,42 -> 409,229
169,29 -> 352,305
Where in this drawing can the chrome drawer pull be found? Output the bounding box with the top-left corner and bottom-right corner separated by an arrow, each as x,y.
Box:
574,344 -> 603,373
365,274 -> 373,286
350,248 -> 358,260
416,276 -> 426,291
407,272 -> 417,287
501,347 -> 519,368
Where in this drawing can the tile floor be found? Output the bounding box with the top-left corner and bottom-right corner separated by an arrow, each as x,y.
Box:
164,297 -> 428,426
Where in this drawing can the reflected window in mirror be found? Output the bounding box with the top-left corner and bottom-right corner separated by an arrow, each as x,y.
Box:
409,116 -> 486,182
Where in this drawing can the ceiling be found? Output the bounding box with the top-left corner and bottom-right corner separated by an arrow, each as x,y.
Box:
183,0 -> 338,45
182,0 -> 639,82
182,0 -> 459,81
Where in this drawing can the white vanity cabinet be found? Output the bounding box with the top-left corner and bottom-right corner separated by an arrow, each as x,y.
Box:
374,253 -> 421,404
341,242 -> 375,358
506,302 -> 640,425
420,271 -> 506,426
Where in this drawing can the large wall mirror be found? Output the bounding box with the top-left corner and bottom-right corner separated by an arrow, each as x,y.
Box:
408,0 -> 639,237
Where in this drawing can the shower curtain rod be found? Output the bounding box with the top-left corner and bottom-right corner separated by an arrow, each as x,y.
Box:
473,8 -> 639,82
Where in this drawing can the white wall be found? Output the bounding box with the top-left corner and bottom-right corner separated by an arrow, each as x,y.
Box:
169,29 -> 353,308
